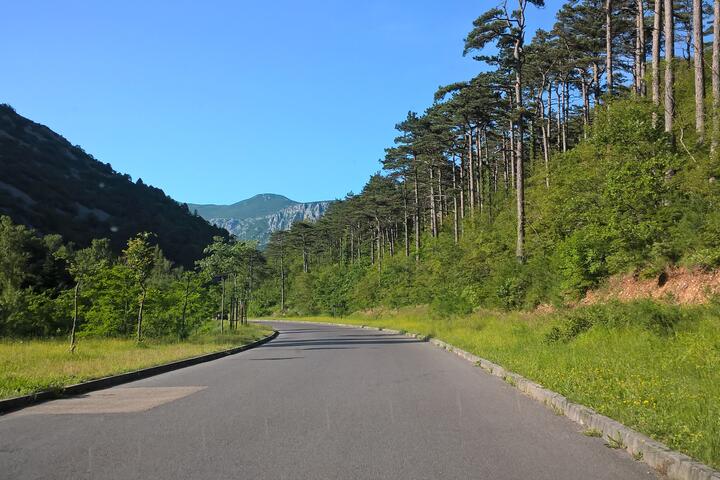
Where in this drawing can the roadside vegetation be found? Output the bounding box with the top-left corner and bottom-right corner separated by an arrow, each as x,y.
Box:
0,323 -> 270,400
282,301 -> 720,469
244,4 -> 720,469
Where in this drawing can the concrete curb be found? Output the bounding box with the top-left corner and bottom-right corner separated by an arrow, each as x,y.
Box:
262,319 -> 720,480
0,330 -> 279,415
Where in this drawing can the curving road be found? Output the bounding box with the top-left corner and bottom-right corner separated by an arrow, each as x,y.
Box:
0,321 -> 657,479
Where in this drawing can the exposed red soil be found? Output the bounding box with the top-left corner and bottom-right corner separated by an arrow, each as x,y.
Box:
583,267 -> 720,305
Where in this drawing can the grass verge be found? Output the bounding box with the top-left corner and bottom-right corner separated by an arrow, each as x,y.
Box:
272,301 -> 720,469
0,323 -> 272,400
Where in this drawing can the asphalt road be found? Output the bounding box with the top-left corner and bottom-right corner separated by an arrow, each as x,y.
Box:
0,322 -> 658,480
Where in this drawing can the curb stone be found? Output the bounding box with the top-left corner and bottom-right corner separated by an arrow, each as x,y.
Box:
0,329 -> 279,415
261,319 -> 720,480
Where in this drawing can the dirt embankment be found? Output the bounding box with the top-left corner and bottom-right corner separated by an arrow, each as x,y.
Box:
583,267 -> 720,305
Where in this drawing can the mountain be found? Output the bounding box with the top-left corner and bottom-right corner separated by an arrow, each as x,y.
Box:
0,104 -> 228,267
188,194 -> 331,246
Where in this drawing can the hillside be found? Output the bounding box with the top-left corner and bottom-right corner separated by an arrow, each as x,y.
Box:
0,104 -> 227,267
188,194 -> 330,246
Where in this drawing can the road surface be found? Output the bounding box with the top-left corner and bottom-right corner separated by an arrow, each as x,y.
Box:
0,322 -> 657,479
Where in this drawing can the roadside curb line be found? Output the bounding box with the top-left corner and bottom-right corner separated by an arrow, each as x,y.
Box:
0,330 -> 279,415
262,319 -> 720,480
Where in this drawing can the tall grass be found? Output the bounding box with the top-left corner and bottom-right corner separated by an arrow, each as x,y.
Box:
0,323 -> 271,400
280,301 -> 720,469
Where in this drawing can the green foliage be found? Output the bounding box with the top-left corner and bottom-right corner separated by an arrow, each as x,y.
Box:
0,216 -> 264,339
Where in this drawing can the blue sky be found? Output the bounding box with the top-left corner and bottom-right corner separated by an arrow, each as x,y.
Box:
1,0 -> 562,204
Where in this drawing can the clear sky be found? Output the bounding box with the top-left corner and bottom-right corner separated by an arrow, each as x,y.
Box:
1,0 -> 562,204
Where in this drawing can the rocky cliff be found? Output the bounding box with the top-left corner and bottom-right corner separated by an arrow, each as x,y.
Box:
188,194 -> 330,246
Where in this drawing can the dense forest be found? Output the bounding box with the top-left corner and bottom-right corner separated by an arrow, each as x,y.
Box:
0,104 -> 228,268
250,0 -> 720,317
0,214 -> 262,341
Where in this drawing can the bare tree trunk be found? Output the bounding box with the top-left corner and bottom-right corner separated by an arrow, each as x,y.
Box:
429,167 -> 437,237
514,2 -> 526,262
665,0 -> 675,134
606,0 -> 614,94
70,281 -> 79,352
413,166 -> 420,263
652,0 -> 662,125
509,121 -> 516,188
280,248 -> 285,311
501,133 -> 509,191
459,152 -> 466,218
477,129 -> 484,213
636,0 -> 646,95
220,276 -> 225,333
452,160 -> 459,244
713,0 -> 720,153
403,185 -> 410,257
555,82 -> 562,148
437,166 -> 444,224
592,62 -> 601,105
694,0 -> 705,142
561,78 -> 568,152
467,129 -> 475,214
137,286 -> 146,342
180,275 -> 191,338
579,73 -> 590,136
547,80 -> 553,148
539,81 -> 550,188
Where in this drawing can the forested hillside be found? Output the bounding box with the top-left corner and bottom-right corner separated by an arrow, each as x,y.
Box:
253,0 -> 720,317
0,104 -> 227,267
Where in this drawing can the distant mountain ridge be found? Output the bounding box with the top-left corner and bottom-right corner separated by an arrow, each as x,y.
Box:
0,104 -> 227,267
188,194 -> 331,246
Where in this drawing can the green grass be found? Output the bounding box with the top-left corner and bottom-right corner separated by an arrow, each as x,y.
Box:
0,323 -> 272,400
273,302 -> 720,469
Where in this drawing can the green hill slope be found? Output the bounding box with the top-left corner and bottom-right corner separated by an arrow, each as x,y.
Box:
0,104 -> 227,267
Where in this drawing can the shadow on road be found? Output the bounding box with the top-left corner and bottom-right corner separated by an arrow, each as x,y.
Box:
265,337 -> 422,349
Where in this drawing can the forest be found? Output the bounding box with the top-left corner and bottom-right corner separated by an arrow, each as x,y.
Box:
0,216 -> 260,342
250,0 -> 720,317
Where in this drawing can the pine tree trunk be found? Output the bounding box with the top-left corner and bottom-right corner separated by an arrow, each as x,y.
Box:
606,0 -> 614,94
593,62 -> 601,105
636,0 -> 646,95
665,0 -> 675,134
459,152 -> 466,217
539,79 -> 550,188
509,121 -> 516,188
429,167 -> 437,237
555,83 -> 562,148
514,32 -> 525,262
694,0 -> 705,142
501,134 -> 509,191
713,0 -> 720,153
476,130 -> 484,213
467,129 -> 475,214
561,79 -> 568,152
652,0 -> 662,124
452,160 -> 459,244
403,185 -> 410,257
413,166 -> 420,263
